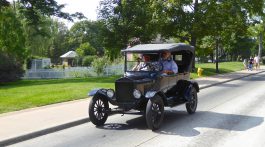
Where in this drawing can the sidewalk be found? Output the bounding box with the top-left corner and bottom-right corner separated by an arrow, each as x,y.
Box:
1,67 -> 265,146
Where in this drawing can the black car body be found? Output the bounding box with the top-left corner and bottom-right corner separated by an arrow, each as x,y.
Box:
88,43 -> 199,130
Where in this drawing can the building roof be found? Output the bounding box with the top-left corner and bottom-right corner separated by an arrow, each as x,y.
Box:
122,43 -> 194,53
60,51 -> 78,58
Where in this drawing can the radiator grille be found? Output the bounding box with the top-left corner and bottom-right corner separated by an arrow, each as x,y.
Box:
115,81 -> 134,103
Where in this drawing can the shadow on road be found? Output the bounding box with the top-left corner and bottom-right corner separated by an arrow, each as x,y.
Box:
97,110 -> 264,137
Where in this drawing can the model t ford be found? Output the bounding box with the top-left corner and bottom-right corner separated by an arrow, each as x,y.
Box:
88,43 -> 199,130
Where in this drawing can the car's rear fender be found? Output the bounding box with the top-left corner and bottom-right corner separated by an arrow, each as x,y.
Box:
176,80 -> 199,93
191,81 -> 199,92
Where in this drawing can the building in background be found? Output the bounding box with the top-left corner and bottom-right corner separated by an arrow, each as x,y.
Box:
60,51 -> 78,67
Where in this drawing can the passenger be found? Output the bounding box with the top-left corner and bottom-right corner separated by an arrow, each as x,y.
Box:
132,57 -> 141,71
161,51 -> 178,74
132,55 -> 151,71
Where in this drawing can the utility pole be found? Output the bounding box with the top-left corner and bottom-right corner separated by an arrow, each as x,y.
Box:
191,0 -> 199,72
258,33 -> 263,59
215,37 -> 219,73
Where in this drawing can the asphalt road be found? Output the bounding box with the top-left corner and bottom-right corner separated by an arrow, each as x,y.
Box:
11,72 -> 265,147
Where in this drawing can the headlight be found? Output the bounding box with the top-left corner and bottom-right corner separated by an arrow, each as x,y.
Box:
133,89 -> 141,99
106,89 -> 114,98
145,91 -> 156,98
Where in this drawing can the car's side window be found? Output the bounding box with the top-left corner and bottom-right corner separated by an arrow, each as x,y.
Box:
175,54 -> 182,62
173,54 -> 183,73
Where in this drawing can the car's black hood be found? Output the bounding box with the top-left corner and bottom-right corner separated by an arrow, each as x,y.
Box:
116,76 -> 154,84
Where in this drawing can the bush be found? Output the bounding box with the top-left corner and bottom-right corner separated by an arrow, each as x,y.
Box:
92,56 -> 108,76
0,54 -> 24,82
82,56 -> 97,66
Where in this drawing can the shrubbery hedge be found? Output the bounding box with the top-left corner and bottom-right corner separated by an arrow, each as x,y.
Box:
0,53 -> 24,82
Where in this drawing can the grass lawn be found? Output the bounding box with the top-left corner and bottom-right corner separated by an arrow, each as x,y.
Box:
0,62 -> 243,114
0,76 -> 118,114
191,61 -> 244,79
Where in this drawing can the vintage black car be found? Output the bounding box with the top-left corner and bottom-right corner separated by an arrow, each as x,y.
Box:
88,43 -> 199,130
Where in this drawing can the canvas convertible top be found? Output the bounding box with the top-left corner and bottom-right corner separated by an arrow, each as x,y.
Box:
122,43 -> 194,53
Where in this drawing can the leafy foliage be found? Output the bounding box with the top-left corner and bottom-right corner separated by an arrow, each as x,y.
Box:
0,7 -> 26,82
82,55 -> 97,66
98,0 -> 264,61
0,53 -> 24,82
92,56 -> 109,76
1,0 -> 85,26
98,0 -> 157,59
0,7 -> 27,60
76,42 -> 96,57
68,20 -> 104,54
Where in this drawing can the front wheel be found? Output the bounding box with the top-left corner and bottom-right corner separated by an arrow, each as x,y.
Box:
145,95 -> 164,130
89,95 -> 109,126
186,87 -> 198,114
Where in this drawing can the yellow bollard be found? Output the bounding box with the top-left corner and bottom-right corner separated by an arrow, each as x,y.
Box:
197,67 -> 203,77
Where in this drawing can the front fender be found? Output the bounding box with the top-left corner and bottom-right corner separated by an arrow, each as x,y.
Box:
88,88 -> 102,96
88,88 -> 117,105
145,91 -> 168,105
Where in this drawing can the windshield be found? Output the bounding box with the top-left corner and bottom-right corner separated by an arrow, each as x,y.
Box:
126,53 -> 162,72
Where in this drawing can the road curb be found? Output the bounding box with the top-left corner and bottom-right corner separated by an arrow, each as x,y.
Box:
200,70 -> 265,90
1,70 -> 265,146
0,118 -> 90,146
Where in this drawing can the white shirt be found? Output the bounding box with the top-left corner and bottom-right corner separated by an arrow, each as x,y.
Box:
254,56 -> 260,63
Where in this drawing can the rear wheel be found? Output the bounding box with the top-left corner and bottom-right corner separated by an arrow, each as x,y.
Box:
145,95 -> 164,130
89,95 -> 109,126
186,87 -> 198,114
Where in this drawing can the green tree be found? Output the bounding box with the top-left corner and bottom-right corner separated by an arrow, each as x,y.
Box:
22,16 -> 53,57
48,20 -> 69,64
67,20 -> 104,54
1,0 -> 84,26
151,0 -> 264,70
0,7 -> 26,82
76,42 -> 96,57
98,0 -> 157,59
248,17 -> 265,59
0,7 -> 26,61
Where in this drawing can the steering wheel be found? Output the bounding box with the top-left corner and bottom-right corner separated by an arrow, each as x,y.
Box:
139,63 -> 150,71
149,62 -> 163,71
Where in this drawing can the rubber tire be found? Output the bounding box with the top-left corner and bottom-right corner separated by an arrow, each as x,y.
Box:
186,87 -> 198,114
89,95 -> 109,126
145,95 -> 164,130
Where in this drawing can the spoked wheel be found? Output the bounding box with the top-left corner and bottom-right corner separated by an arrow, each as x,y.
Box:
89,95 -> 109,126
145,95 -> 164,130
186,87 -> 198,114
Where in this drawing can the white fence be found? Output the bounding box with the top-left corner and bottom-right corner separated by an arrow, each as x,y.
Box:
23,65 -> 124,79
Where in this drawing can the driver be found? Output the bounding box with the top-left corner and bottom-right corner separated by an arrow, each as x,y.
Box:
132,55 -> 151,71
161,51 -> 178,74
